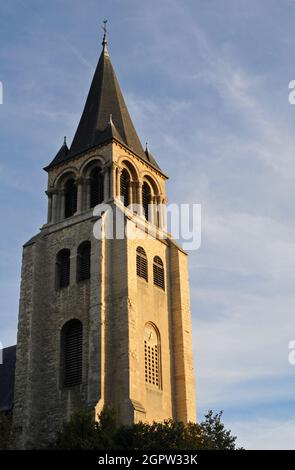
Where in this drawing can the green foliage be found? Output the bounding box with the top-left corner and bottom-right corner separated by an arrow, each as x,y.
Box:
199,410 -> 237,450
53,406 -> 239,450
0,411 -> 12,450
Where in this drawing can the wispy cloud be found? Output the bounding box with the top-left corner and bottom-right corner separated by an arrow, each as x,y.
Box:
1,0 -> 295,449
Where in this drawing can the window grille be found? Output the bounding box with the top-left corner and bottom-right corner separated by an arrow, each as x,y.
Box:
153,256 -> 165,290
65,179 -> 77,218
144,324 -> 161,389
120,169 -> 130,207
142,182 -> 151,220
90,167 -> 104,208
136,247 -> 148,281
56,249 -> 70,289
77,241 -> 91,281
62,320 -> 83,388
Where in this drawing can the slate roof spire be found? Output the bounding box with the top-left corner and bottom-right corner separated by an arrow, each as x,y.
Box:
46,25 -> 160,171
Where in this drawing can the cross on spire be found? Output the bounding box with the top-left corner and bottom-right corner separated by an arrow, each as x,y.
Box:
102,19 -> 108,52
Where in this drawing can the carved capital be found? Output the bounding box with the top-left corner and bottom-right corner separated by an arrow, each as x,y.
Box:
45,188 -> 58,196
76,177 -> 84,186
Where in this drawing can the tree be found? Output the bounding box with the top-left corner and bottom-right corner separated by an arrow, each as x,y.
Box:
53,407 -> 239,450
199,410 -> 237,450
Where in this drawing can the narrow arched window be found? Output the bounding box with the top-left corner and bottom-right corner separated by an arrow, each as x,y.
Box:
90,167 -> 104,208
65,178 -> 77,218
61,319 -> 83,388
120,169 -> 130,207
153,256 -> 165,290
136,246 -> 148,281
77,241 -> 91,282
144,323 -> 161,389
142,182 -> 151,221
56,249 -> 70,289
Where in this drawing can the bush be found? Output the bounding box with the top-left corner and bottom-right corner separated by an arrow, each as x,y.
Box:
53,406 -> 238,450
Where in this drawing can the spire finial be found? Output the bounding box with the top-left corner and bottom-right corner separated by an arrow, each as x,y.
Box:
63,136 -> 67,146
145,141 -> 149,152
102,20 -> 108,53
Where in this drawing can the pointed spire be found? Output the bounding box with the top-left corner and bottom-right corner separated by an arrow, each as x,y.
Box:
145,141 -> 159,168
45,27 -> 161,171
44,136 -> 69,170
68,30 -> 151,162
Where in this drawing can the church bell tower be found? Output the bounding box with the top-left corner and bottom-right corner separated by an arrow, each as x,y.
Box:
12,28 -> 196,449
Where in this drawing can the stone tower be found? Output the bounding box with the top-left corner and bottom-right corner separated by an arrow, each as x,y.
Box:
12,31 -> 196,449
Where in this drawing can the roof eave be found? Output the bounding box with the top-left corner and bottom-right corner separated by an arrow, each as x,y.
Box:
44,138 -> 169,179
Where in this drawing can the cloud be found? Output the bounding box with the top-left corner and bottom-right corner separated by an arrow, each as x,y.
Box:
228,416 -> 295,450
1,0 -> 295,449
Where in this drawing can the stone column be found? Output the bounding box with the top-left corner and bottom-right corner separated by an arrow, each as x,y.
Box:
155,195 -> 162,229
52,189 -> 59,223
59,189 -> 65,221
103,165 -> 110,202
110,163 -> 118,200
76,177 -> 84,214
137,181 -> 144,216
159,196 -> 167,230
150,195 -> 157,226
129,181 -> 134,208
116,167 -> 122,202
85,177 -> 91,210
46,190 -> 53,223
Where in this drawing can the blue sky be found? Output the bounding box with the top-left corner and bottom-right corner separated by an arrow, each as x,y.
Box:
1,0 -> 295,449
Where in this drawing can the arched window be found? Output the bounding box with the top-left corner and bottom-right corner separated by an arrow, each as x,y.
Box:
65,178 -> 77,218
120,169 -> 130,207
142,182 -> 151,221
61,319 -> 83,388
56,249 -> 70,289
144,323 -> 161,389
77,241 -> 91,282
136,246 -> 148,281
153,256 -> 165,290
90,167 -> 104,208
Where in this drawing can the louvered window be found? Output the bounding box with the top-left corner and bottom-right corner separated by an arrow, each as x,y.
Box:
144,323 -> 161,389
142,182 -> 151,221
65,178 -> 77,218
56,249 -> 70,289
62,320 -> 83,388
90,167 -> 104,208
77,241 -> 91,282
136,246 -> 148,281
153,256 -> 165,290
120,169 -> 130,207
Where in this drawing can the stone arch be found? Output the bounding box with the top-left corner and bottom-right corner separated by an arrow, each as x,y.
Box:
53,168 -> 78,189
119,157 -> 139,182
80,156 -> 105,179
141,172 -> 160,197
80,158 -> 105,211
